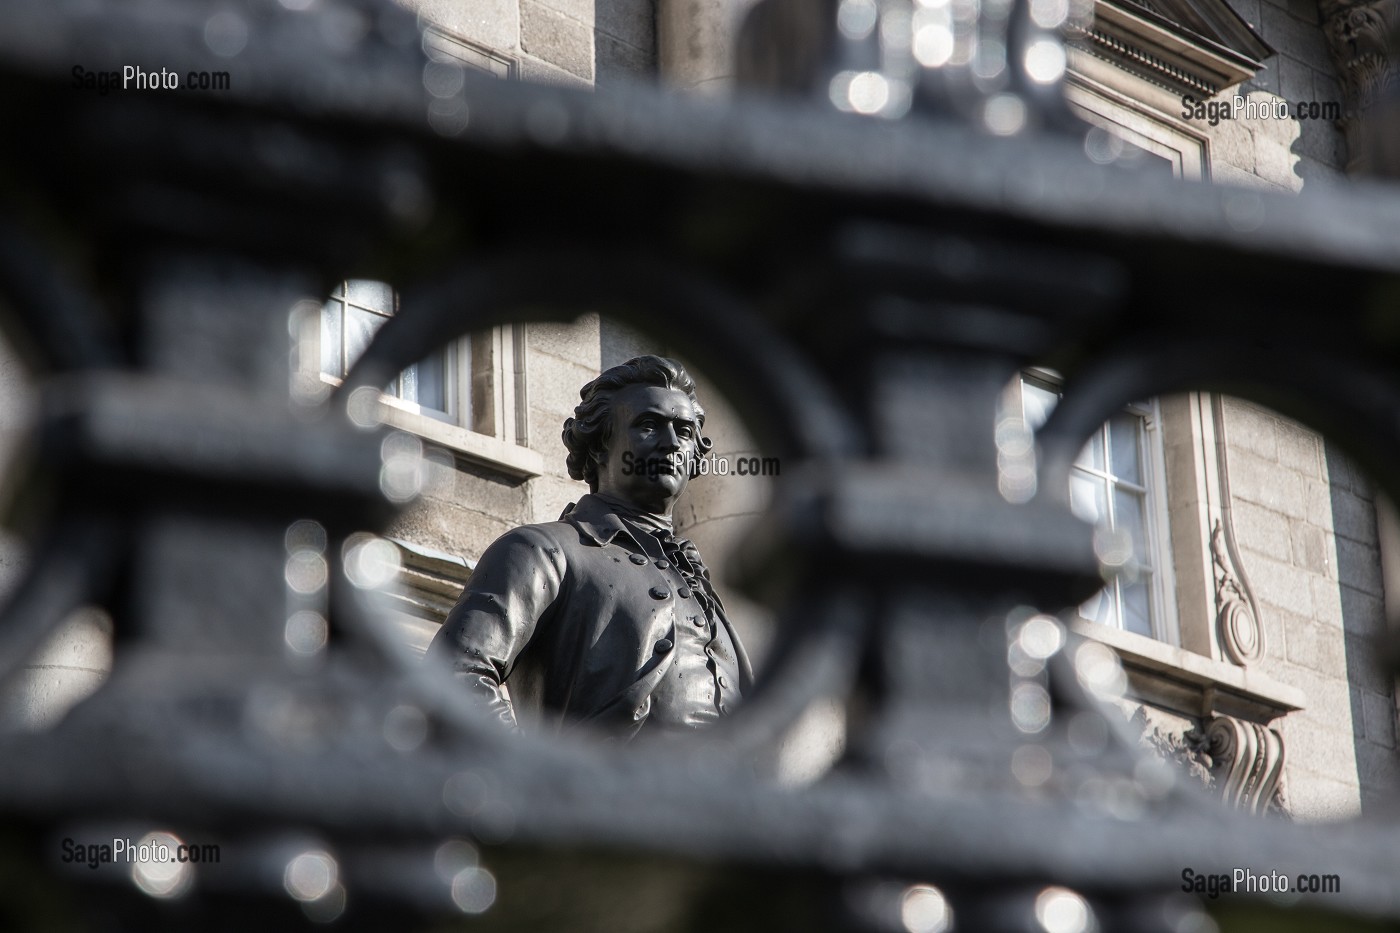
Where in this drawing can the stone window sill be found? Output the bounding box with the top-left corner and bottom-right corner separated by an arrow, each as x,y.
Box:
377,398 -> 544,479
1071,619 -> 1306,722
307,372 -> 545,480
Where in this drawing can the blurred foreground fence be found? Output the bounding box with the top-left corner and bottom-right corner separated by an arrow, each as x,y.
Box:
5,0 -> 1400,930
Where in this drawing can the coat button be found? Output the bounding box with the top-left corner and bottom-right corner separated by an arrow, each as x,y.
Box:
677,587 -> 691,599
656,560 -> 670,570
629,553 -> 648,565
655,638 -> 674,653
649,586 -> 669,599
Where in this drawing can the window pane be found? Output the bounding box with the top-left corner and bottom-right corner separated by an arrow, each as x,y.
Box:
1080,587 -> 1117,628
1070,470 -> 1108,525
1021,380 -> 1059,432
344,306 -> 386,372
1121,578 -> 1153,637
344,279 -> 394,312
318,282 -> 474,426
1113,487 -> 1150,569
407,348 -> 449,413
1108,412 -> 1143,485
1012,371 -> 1168,640
1116,138 -> 1176,176
321,304 -> 343,377
1075,426 -> 1106,472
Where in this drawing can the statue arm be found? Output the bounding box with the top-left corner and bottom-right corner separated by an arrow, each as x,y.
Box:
427,526 -> 565,729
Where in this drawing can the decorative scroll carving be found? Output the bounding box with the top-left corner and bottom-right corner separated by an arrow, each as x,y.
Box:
1208,395 -> 1266,668
1190,715 -> 1288,816
1319,0 -> 1400,172
1211,518 -> 1265,665
1134,710 -> 1288,815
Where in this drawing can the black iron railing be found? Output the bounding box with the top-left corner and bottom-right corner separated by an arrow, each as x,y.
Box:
4,1 -> 1400,930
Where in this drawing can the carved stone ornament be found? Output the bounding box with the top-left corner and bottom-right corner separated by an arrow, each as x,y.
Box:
1132,709 -> 1215,786
1319,0 -> 1400,171
1211,518 -> 1265,665
1077,0 -> 1272,97
1134,709 -> 1288,815
1190,715 -> 1288,816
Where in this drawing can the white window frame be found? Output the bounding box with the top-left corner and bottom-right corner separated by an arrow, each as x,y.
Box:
297,281 -> 542,479
423,26 -> 516,78
320,280 -> 458,422
1017,369 -> 1180,645
1137,395 -> 1181,645
1063,66 -> 1210,180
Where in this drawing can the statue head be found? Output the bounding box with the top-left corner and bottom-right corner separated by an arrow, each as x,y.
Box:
563,356 -> 711,514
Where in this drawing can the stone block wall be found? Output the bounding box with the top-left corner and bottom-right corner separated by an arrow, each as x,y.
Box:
1207,0 -> 1349,191
399,0 -> 656,87
1221,397 -> 1395,819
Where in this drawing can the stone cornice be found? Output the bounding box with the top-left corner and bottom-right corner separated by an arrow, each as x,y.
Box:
1071,0 -> 1272,98
1083,27 -> 1222,95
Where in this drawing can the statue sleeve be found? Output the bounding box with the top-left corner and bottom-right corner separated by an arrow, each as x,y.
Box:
427,526 -> 565,729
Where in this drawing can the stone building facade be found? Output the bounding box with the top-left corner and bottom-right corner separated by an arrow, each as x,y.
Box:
1,0 -> 1397,823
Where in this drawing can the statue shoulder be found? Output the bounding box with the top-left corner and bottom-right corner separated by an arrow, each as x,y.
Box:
472,519 -> 583,571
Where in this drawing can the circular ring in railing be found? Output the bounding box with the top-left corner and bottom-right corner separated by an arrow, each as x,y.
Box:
325,246 -> 870,762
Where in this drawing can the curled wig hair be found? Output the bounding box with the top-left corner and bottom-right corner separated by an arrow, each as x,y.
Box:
563,356 -> 709,491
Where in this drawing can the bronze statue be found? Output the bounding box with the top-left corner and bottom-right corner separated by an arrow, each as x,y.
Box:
427,356 -> 752,738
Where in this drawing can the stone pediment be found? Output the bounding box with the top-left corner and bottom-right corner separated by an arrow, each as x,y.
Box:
1075,0 -> 1274,97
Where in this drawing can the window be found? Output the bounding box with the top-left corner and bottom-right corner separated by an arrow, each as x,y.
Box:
1063,70 -> 1208,180
322,280 -> 451,418
1018,372 -> 1178,642
308,280 -> 540,477
1067,88 -> 1205,180
423,27 -> 516,78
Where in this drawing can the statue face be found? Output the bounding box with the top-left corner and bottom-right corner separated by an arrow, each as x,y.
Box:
595,384 -> 702,514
